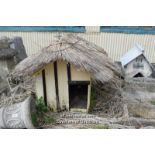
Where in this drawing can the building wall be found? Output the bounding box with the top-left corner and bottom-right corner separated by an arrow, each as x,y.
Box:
71,64 -> 90,81
0,30 -> 155,63
86,26 -> 100,33
45,63 -> 57,111
125,55 -> 152,77
33,60 -> 91,112
87,82 -> 91,112
57,61 -> 69,110
34,71 -> 44,99
81,32 -> 155,63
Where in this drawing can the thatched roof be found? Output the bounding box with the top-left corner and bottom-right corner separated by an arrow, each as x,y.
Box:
0,48 -> 17,59
13,34 -> 121,83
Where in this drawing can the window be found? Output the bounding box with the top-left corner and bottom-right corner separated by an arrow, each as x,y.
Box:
143,26 -> 154,30
0,26 -> 86,32
100,26 -> 155,34
141,58 -> 143,62
124,65 -> 127,69
133,62 -> 144,68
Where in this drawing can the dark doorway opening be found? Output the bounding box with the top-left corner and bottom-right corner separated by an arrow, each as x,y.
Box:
69,84 -> 88,109
133,72 -> 144,78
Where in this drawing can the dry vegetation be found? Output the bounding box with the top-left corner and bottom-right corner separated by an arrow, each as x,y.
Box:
0,75 -> 35,108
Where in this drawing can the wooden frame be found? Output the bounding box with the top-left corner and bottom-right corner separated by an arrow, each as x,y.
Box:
54,61 -> 60,110
42,69 -> 47,105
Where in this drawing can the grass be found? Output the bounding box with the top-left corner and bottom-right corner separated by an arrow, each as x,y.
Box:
89,86 -> 97,112
44,115 -> 56,124
31,113 -> 38,127
151,101 -> 155,105
91,124 -> 110,129
31,97 -> 56,127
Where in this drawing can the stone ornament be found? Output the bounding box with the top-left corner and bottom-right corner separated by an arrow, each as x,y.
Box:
0,96 -> 35,129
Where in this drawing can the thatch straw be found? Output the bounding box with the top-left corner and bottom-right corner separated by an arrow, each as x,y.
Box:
0,48 -> 17,59
12,34 -> 122,83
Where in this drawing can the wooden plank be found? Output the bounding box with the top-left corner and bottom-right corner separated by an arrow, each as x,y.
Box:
87,82 -> 91,112
35,71 -> 44,99
69,81 -> 90,85
42,69 -> 47,105
57,61 -> 69,110
54,61 -> 60,110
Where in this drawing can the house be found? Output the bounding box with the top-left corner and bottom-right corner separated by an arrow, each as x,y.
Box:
120,44 -> 153,78
13,34 -> 121,112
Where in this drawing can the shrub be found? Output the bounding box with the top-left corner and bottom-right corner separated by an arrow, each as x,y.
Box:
151,101 -> 155,105
31,113 -> 38,127
89,86 -> 97,112
44,115 -> 56,124
31,97 -> 56,127
36,97 -> 48,114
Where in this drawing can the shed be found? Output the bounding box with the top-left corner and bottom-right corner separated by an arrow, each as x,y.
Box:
13,34 -> 121,112
120,44 -> 153,78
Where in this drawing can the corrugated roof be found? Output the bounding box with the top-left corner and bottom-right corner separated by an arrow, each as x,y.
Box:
120,44 -> 144,66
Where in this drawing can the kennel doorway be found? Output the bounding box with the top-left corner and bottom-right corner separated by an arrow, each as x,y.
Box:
69,82 -> 89,110
133,72 -> 144,78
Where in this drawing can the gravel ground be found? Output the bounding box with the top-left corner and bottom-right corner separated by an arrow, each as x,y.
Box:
41,112 -> 135,129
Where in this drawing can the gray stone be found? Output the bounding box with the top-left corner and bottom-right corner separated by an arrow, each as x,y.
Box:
0,76 -> 8,93
0,36 -> 10,49
0,96 -> 35,129
11,37 -> 27,63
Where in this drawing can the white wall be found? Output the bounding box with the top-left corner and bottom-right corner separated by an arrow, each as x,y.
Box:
71,64 -> 90,81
